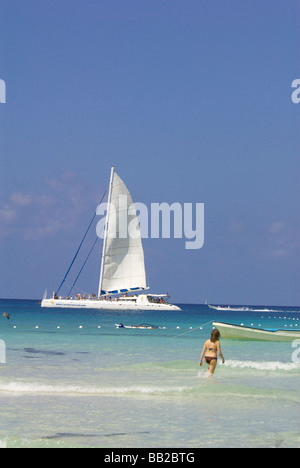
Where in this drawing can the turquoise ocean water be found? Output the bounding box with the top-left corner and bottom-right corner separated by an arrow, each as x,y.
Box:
0,299 -> 299,448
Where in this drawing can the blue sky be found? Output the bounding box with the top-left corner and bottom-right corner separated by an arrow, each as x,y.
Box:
0,0 -> 299,305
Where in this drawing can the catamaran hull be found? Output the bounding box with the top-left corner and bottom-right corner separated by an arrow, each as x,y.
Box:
213,321 -> 300,341
41,298 -> 181,311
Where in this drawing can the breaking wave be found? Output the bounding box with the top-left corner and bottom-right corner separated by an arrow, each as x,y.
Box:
224,359 -> 300,371
0,380 -> 190,396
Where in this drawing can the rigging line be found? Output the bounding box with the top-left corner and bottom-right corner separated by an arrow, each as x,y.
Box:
171,320 -> 213,339
64,281 -> 88,296
67,237 -> 99,297
56,190 -> 106,294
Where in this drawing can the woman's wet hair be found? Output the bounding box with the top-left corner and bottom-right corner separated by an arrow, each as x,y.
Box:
211,329 -> 221,342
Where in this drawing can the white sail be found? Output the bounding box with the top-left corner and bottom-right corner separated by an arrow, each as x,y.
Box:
98,168 -> 147,296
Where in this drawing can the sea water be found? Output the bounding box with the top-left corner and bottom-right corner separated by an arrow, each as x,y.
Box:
0,299 -> 299,448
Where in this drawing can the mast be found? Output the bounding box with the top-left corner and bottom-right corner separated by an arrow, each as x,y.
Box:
98,166 -> 115,298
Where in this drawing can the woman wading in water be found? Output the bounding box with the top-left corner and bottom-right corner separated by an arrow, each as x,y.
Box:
200,329 -> 225,376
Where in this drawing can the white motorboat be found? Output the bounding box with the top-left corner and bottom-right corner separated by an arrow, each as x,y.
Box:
213,321 -> 300,341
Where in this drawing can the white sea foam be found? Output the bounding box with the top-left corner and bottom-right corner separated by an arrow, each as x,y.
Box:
224,359 -> 300,371
0,380 -> 189,396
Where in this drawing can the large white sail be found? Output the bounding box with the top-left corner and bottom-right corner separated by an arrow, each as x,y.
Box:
98,168 -> 147,296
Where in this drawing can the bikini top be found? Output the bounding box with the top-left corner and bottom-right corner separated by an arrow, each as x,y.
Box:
208,342 -> 217,352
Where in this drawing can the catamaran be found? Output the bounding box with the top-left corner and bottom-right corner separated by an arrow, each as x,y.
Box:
41,167 -> 180,311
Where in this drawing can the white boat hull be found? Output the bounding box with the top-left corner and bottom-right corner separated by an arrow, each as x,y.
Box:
213,321 -> 300,341
41,296 -> 181,311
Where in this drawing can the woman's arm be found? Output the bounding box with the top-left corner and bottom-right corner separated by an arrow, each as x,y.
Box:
199,342 -> 207,367
217,341 -> 225,363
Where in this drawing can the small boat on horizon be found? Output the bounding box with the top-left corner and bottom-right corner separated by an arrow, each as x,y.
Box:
208,305 -> 232,311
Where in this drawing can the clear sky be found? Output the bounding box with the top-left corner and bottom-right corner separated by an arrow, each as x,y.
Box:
0,0 -> 299,305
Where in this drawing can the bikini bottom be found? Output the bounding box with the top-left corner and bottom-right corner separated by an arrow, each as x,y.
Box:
205,356 -> 217,365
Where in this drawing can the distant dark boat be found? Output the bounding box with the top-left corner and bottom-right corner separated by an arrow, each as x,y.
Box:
116,323 -> 159,329
213,321 -> 300,341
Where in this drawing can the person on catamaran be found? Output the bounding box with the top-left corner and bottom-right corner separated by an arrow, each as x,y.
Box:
199,329 -> 225,376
